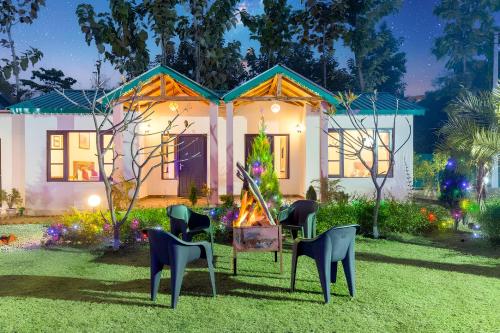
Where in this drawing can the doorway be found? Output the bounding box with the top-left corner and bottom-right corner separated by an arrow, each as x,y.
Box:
177,134 -> 207,197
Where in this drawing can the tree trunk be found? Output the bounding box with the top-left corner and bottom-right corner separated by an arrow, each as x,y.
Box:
113,224 -> 121,250
6,25 -> 20,102
373,188 -> 381,238
476,163 -> 487,210
356,56 -> 365,91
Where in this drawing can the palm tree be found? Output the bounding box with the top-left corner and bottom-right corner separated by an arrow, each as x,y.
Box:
438,88 -> 500,207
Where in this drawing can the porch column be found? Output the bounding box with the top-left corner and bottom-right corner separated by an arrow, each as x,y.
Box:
319,102 -> 329,200
226,102 -> 234,195
209,102 -> 219,204
112,102 -> 125,179
491,155 -> 499,188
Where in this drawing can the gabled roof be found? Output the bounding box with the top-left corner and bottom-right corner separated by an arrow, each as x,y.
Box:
102,65 -> 220,104
336,92 -> 426,116
223,64 -> 339,105
8,90 -> 104,114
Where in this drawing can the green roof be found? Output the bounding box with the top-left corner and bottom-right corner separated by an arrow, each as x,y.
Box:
335,92 -> 426,116
8,90 -> 104,114
102,65 -> 220,104
222,64 -> 339,105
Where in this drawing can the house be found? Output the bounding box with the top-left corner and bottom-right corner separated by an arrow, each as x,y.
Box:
0,65 -> 425,215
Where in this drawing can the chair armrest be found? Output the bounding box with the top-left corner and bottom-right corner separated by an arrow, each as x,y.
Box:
278,206 -> 294,223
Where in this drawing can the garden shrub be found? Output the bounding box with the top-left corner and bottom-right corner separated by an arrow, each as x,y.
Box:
306,185 -> 317,201
478,200 -> 500,244
316,199 -> 451,236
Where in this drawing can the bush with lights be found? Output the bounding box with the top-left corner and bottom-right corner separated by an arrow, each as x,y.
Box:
246,117 -> 282,215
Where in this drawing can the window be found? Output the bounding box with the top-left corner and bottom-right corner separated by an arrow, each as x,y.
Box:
47,131 -> 113,182
161,134 -> 176,180
328,129 -> 393,178
244,134 -> 289,179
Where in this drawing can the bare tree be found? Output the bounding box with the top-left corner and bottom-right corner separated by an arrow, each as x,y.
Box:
58,84 -> 195,250
325,91 -> 411,238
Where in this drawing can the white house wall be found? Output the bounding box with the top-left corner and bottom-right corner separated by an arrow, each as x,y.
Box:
232,101 -> 307,196
22,115 -> 107,215
0,113 -> 14,203
328,115 -> 414,200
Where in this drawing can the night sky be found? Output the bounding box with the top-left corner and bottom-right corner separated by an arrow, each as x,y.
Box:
1,0 -> 498,96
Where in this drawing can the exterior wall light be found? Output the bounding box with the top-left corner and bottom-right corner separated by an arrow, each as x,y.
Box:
296,123 -> 304,133
271,103 -> 281,113
169,102 -> 179,112
88,195 -> 101,209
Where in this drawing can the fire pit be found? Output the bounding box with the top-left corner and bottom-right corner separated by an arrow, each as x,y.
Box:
232,163 -> 283,275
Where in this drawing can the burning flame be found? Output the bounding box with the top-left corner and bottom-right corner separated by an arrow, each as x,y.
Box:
233,191 -> 270,227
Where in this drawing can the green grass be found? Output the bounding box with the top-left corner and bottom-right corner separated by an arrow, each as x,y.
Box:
0,225 -> 499,332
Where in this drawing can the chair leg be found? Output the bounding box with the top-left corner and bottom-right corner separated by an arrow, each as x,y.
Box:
207,253 -> 217,297
342,246 -> 356,297
314,255 -> 331,304
331,261 -> 338,284
290,249 -> 299,292
150,262 -> 163,301
170,258 -> 187,309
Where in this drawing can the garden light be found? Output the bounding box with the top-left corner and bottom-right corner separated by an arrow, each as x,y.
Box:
87,194 -> 101,208
271,103 -> 281,113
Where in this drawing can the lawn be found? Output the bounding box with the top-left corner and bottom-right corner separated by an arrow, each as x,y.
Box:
0,224 -> 499,332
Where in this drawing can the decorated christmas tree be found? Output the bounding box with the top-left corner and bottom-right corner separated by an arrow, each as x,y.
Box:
247,117 -> 282,214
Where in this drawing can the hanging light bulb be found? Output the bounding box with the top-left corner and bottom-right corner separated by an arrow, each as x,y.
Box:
271,103 -> 281,113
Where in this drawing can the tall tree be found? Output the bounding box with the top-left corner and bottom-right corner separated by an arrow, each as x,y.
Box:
139,0 -> 179,66
21,68 -> 77,94
0,0 -> 45,102
353,22 -> 406,95
240,0 -> 297,69
76,0 -> 150,79
175,0 -> 245,90
299,0 -> 347,87
343,0 -> 402,91
433,0 -> 499,89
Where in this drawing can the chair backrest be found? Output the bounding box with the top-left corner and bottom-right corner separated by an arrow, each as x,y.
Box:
147,229 -> 181,266
323,224 -> 359,262
291,200 -> 318,225
167,204 -> 191,223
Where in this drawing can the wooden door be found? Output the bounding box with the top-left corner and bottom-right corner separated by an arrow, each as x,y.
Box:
177,134 -> 207,197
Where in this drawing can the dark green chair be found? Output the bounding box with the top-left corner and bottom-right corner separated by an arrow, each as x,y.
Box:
147,229 -> 216,309
167,204 -> 214,254
278,200 -> 318,239
291,224 -> 359,303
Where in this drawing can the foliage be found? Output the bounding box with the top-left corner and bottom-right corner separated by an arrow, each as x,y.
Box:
314,178 -> 348,204
48,208 -> 168,247
0,188 -> 22,209
246,117 -> 282,213
200,183 -> 213,206
438,88 -> 500,206
477,200 -> 500,244
111,177 -> 135,211
189,182 -> 198,206
76,1 -> 150,78
342,0 -> 402,91
432,0 -> 499,90
0,0 -> 45,102
305,185 -> 317,201
438,161 -> 469,210
316,199 -> 452,236
219,194 -> 234,208
240,0 -> 297,70
414,152 -> 448,194
21,67 -> 77,94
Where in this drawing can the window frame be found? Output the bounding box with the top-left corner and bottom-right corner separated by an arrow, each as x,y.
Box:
161,134 -> 177,180
244,133 -> 290,179
47,130 -> 112,182
327,128 -> 394,179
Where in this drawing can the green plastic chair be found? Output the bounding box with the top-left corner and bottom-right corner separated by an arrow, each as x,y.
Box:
291,224 -> 359,303
147,229 -> 216,309
167,204 -> 214,254
278,200 -> 318,239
